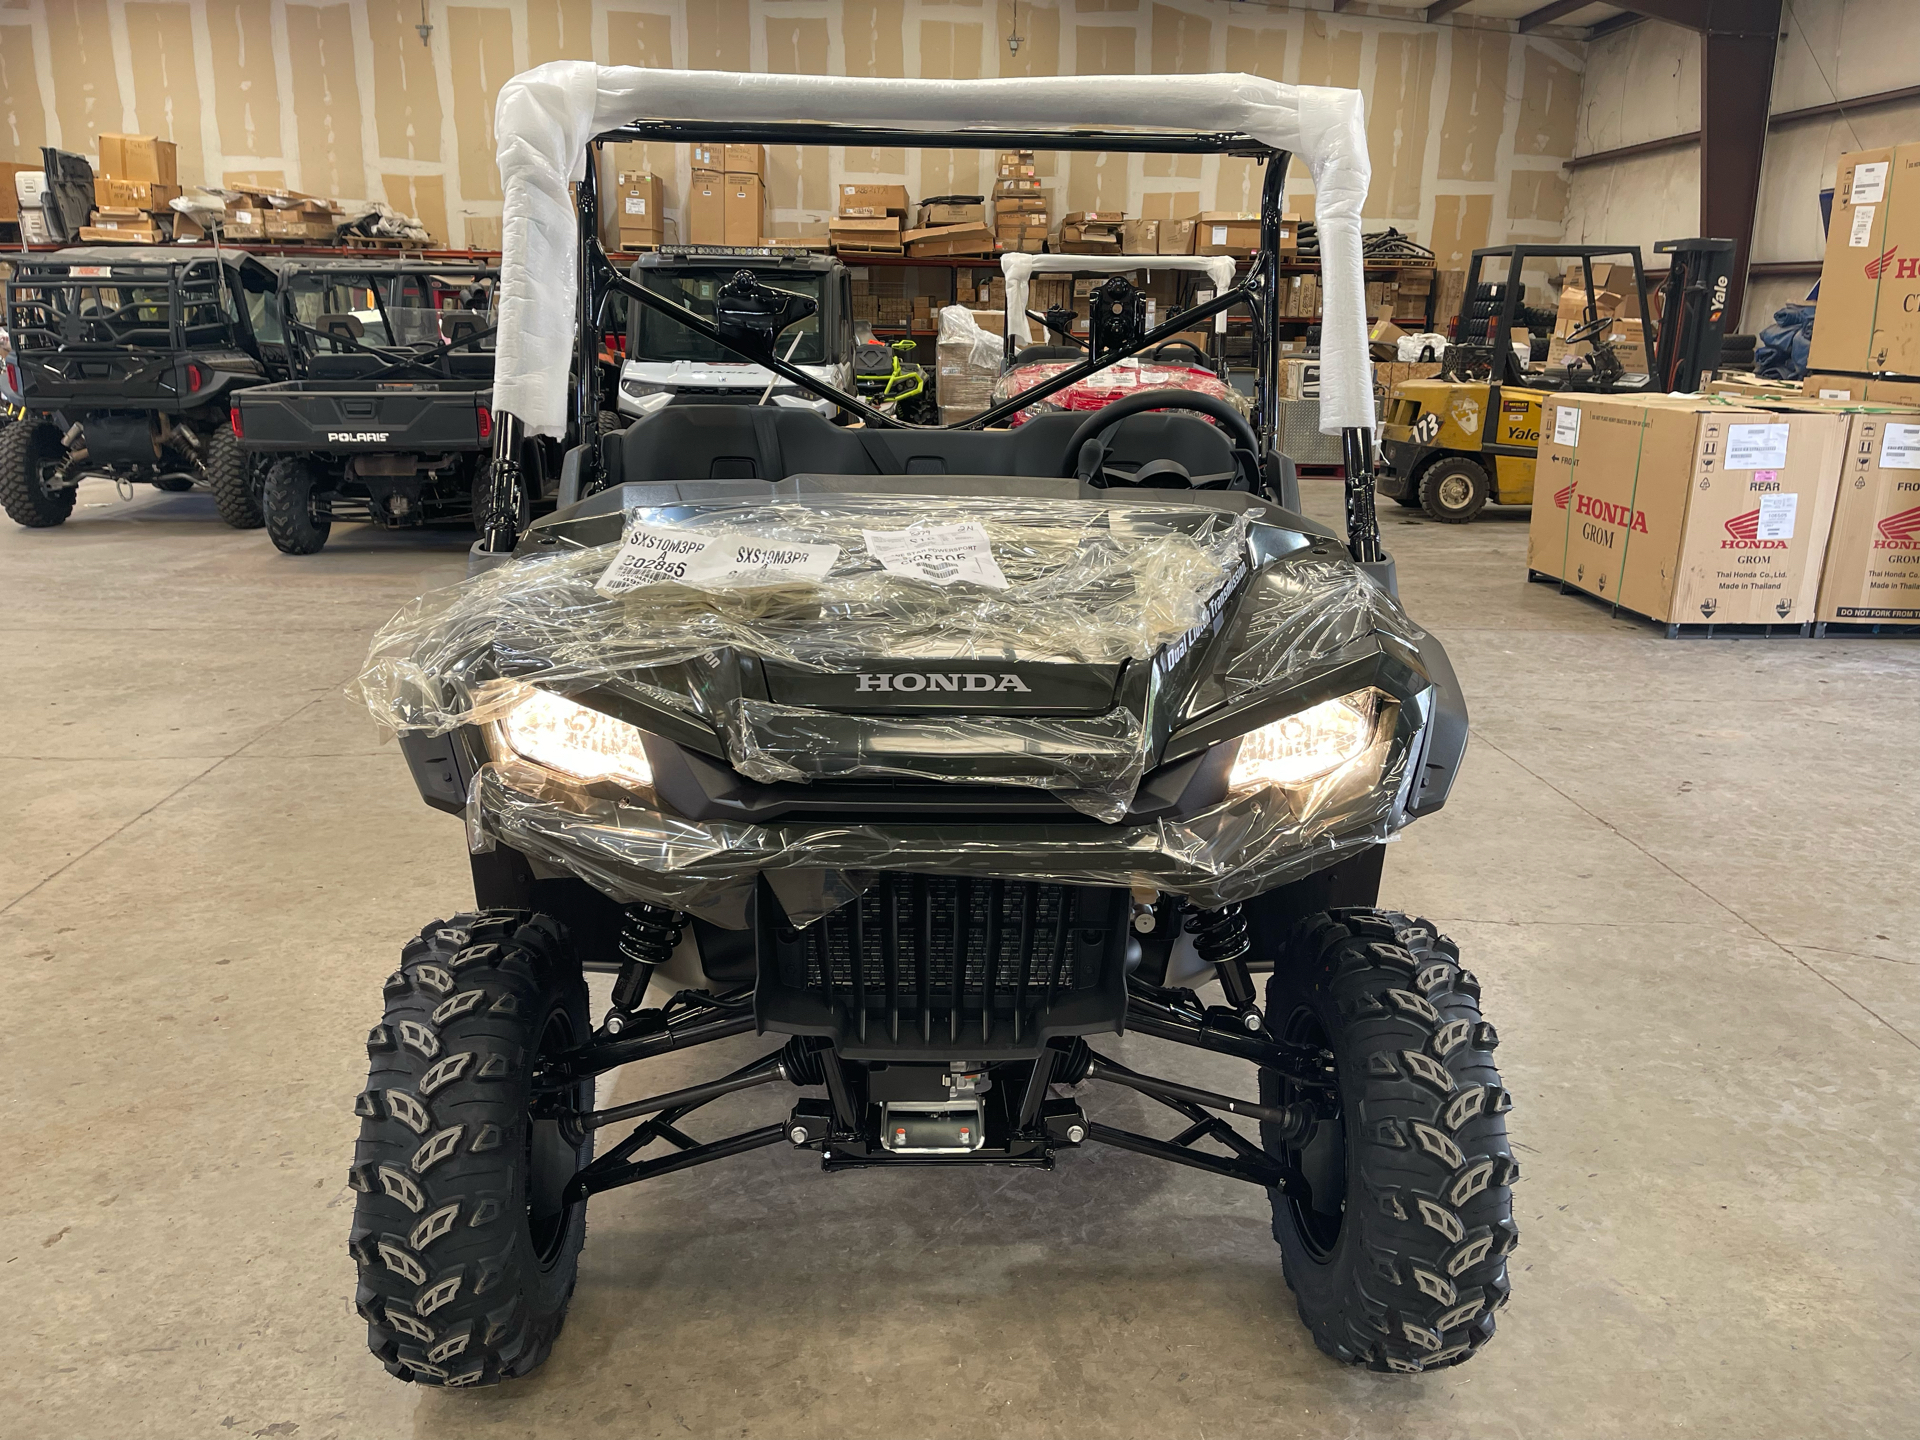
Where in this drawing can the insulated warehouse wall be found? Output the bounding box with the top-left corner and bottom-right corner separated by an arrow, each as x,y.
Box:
1562,0 -> 1920,332
0,0 -> 1586,256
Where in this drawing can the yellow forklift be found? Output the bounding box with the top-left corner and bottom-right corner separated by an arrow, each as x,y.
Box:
1376,240 -> 1733,522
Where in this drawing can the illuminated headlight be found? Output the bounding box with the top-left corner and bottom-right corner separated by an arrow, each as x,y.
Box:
1228,690 -> 1380,795
498,689 -> 654,789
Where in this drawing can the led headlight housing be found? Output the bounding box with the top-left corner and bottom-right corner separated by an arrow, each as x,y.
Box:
495,688 -> 655,790
1227,690 -> 1382,797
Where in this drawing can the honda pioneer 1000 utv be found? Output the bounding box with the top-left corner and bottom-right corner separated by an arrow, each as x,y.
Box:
349,65 -> 1512,1389
1,247 -> 285,529
234,261 -> 558,554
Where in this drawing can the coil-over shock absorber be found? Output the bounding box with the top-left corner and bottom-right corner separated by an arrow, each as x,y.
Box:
1184,904 -> 1265,1030
603,902 -> 685,1035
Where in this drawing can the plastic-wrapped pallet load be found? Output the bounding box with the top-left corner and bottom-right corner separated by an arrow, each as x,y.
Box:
355,493 -> 1425,924
934,305 -> 1002,424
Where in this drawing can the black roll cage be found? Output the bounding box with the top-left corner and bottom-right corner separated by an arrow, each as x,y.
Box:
482,119 -> 1381,564
277,260 -> 502,384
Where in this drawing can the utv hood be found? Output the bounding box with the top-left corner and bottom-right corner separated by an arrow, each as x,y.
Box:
359,487 -> 1457,923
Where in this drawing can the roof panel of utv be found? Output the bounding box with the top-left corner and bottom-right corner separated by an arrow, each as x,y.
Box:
488,63 -> 1375,438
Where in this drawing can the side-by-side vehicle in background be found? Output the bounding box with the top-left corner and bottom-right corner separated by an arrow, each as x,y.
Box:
2,248 -> 285,530
348,64 -> 1515,1391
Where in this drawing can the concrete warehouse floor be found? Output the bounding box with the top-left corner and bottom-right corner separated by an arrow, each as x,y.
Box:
1,476 -> 1915,1440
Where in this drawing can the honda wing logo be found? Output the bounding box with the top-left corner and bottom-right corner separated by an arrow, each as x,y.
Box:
1554,481 -> 1576,509
1875,504 -> 1920,549
1865,246 -> 1900,280
1722,509 -> 1787,550
856,672 -> 1032,693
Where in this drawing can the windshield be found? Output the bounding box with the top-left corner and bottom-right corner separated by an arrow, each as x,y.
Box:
628,268 -> 824,365
286,272 -> 497,350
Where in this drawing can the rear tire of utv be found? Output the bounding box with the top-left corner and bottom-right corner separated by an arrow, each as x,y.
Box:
0,421 -> 75,528
264,456 -> 331,554
349,910 -> 593,1388
204,423 -> 265,528
1418,456 -> 1489,524
1260,909 -> 1518,1373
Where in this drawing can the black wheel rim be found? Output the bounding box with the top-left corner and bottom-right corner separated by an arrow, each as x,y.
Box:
525,1007 -> 588,1266
1280,1006 -> 1346,1259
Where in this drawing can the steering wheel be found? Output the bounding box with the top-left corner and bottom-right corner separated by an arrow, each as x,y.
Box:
1563,314 -> 1615,347
1147,340 -> 1212,367
1060,388 -> 1263,492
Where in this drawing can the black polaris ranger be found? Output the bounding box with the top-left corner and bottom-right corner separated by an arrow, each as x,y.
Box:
234,261 -> 553,554
1,247 -> 285,529
349,75 -> 1513,1391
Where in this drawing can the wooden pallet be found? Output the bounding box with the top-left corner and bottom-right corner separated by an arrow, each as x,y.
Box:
1524,571 -> 1815,638
1812,619 -> 1920,637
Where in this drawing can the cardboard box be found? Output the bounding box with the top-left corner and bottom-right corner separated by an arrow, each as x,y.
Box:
1529,394 -> 1847,625
1374,360 -> 1443,400
992,176 -> 1041,193
688,174 -> 725,244
1158,219 -> 1196,256
1192,212 -> 1259,257
1816,408 -> 1920,621
1119,219 -> 1160,254
1056,225 -> 1121,255
1807,145 -> 1920,378
838,183 -> 909,218
1280,358 -> 1322,400
998,163 -> 1036,179
723,143 -> 764,176
690,143 -> 720,173
828,215 -> 902,251
97,134 -> 177,185
94,177 -> 180,211
994,196 -> 1046,214
1803,374 -> 1865,401
614,172 -> 663,244
82,205 -> 159,241
919,201 -> 985,227
902,221 -> 994,258
723,174 -> 763,247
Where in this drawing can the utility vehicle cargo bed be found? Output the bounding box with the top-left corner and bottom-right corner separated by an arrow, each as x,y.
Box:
234,378 -> 492,452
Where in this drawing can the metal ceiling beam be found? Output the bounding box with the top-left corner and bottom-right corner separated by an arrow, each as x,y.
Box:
1518,0 -> 1602,32
1585,11 -> 1647,36
1420,0 -> 1478,21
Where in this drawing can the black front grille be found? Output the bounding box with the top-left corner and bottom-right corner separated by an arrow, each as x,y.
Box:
757,875 -> 1130,1060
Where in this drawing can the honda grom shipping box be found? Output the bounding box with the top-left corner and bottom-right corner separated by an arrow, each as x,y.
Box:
1806,145 -> 1920,378
1817,409 -> 1920,623
1530,395 -> 1846,625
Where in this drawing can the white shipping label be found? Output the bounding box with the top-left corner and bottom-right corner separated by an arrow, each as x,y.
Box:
596,524 -> 839,595
861,521 -> 1009,590
1818,387 -> 1854,400
1849,204 -> 1877,247
1553,405 -> 1582,447
233,209 -> 253,223
1725,423 -> 1790,470
1756,493 -> 1798,541
1210,225 -> 1228,245
1850,161 -> 1889,205
1879,422 -> 1920,469
624,196 -> 647,215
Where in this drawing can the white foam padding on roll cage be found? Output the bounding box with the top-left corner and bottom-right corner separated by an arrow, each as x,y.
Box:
492,64 -> 1374,438
998,253 -> 1240,348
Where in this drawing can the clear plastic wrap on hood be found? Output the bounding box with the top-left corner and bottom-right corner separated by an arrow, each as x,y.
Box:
357,495 -> 1251,819
467,738 -> 1405,928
